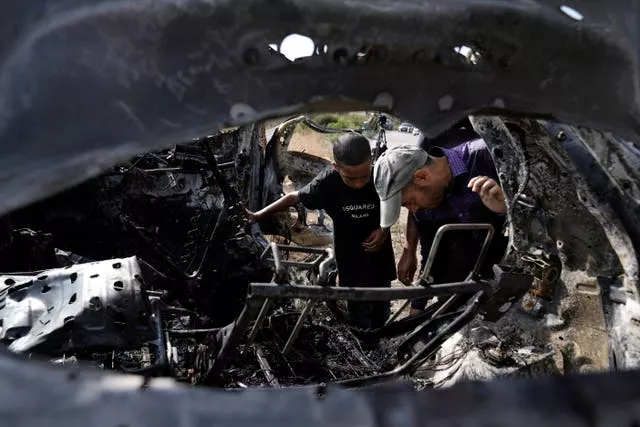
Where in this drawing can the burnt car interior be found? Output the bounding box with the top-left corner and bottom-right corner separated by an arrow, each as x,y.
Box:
2,0 -> 640,425
0,111 -> 622,389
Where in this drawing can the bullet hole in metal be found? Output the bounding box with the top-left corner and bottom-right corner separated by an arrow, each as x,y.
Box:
560,5 -> 584,21
279,34 -> 315,61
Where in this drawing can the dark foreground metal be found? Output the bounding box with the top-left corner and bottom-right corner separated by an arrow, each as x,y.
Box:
1,350 -> 640,426
1,0 -> 640,420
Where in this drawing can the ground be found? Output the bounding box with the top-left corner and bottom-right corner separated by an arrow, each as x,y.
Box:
288,129 -> 333,160
288,128 -> 420,162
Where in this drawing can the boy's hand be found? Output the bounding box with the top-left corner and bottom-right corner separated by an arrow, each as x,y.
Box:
363,227 -> 389,252
244,207 -> 261,224
468,176 -> 507,214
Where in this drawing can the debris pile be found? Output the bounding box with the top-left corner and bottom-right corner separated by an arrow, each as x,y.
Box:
219,304 -> 398,387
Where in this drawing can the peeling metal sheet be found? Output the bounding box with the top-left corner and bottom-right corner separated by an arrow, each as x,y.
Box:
0,256 -> 154,353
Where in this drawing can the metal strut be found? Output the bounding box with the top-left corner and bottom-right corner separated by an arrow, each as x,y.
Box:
248,244 -> 335,354
386,223 -> 495,325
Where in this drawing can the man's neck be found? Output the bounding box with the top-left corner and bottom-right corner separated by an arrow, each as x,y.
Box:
434,156 -> 454,192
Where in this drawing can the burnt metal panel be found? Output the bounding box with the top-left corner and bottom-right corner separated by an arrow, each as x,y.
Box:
0,1 -> 639,214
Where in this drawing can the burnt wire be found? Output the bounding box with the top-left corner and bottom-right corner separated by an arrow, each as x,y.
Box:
117,153 -> 151,174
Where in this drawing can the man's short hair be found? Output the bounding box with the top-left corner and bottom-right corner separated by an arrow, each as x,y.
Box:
333,132 -> 371,166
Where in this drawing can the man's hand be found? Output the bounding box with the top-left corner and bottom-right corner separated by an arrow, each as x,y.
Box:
397,248 -> 418,285
468,176 -> 507,214
362,227 -> 389,252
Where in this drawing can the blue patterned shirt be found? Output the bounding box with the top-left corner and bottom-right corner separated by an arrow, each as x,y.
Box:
414,139 -> 507,279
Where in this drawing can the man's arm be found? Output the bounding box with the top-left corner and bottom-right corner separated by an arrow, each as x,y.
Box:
405,211 -> 420,252
245,192 -> 300,223
397,211 -> 420,285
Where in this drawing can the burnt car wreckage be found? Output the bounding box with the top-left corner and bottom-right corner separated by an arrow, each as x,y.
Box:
1,0 -> 640,425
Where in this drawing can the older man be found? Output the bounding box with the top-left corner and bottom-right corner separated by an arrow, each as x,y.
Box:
373,140 -> 508,314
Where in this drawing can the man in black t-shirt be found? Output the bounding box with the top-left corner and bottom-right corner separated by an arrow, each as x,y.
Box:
245,133 -> 397,329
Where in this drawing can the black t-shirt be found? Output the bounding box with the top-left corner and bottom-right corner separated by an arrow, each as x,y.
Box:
298,169 -> 396,286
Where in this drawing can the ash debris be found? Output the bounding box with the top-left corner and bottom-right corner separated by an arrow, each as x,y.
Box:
219,303 -> 399,388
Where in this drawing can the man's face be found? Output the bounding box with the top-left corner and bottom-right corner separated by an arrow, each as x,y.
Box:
400,168 -> 447,212
334,160 -> 372,190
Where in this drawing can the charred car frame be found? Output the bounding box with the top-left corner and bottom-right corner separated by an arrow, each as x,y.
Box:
0,0 -> 640,426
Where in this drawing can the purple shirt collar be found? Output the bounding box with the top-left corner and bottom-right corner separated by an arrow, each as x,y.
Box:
441,146 -> 468,179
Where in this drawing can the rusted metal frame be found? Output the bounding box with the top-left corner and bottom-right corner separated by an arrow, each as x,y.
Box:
248,243 -> 287,343
420,223 -> 495,283
251,244 -> 333,347
282,299 -> 318,356
255,344 -> 280,387
248,298 -> 274,343
261,245 -> 331,271
260,243 -> 334,274
207,296 -> 265,379
260,242 -> 285,278
386,223 -> 495,325
269,246 -> 334,356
